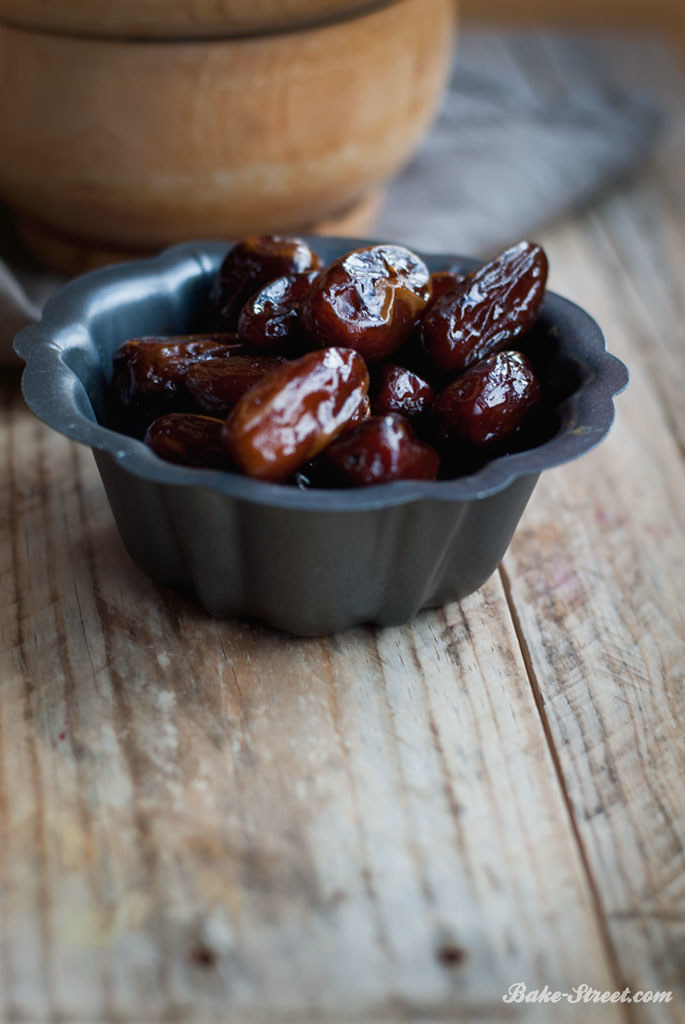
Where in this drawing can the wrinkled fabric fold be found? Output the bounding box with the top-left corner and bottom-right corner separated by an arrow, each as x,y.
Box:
376,48 -> 663,253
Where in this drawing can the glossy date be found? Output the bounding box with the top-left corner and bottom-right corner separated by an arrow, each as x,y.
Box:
422,270 -> 464,316
372,364 -> 435,420
419,242 -> 548,374
145,413 -> 233,469
300,244 -> 431,362
186,355 -> 286,417
323,414 -> 440,486
111,334 -> 242,404
431,350 -> 541,447
212,236 -> 322,330
237,271 -> 319,352
108,333 -> 242,434
222,347 -> 370,482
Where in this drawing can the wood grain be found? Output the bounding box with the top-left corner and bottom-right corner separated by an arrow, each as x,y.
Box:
0,376 -> 620,1021
1,30 -> 684,1024
498,33 -> 685,1021
0,0 -> 454,269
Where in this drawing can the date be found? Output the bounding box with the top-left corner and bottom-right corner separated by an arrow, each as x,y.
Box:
108,333 -> 242,433
431,350 -> 541,447
223,347 -> 370,482
372,364 -> 435,420
323,414 -> 440,486
212,236 -> 322,330
111,334 -> 242,404
186,355 -> 286,417
237,271 -> 319,352
145,413 -> 233,469
422,270 -> 464,317
300,244 -> 431,362
419,242 -> 548,374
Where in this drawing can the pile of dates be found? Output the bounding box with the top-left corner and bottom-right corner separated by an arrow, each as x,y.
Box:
107,236 -> 549,487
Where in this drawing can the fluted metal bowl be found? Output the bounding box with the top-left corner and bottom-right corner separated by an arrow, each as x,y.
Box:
14,237 -> 628,635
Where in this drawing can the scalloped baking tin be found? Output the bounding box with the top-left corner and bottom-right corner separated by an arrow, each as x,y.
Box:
14,238 -> 628,635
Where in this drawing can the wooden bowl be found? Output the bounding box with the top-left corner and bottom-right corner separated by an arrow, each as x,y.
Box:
0,0 -> 455,273
0,0 -> 399,40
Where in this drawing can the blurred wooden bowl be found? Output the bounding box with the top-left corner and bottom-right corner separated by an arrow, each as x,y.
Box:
0,0 -> 400,40
0,0 -> 455,273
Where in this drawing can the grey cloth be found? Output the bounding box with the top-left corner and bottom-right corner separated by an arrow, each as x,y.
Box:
0,263 -> 63,346
0,33 -> 664,360
0,206 -> 64,362
376,44 -> 663,254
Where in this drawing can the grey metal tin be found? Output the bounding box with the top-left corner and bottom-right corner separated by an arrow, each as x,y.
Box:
14,238 -> 628,635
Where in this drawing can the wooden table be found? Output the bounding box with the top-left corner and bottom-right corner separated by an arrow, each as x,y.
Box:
1,32 -> 683,1024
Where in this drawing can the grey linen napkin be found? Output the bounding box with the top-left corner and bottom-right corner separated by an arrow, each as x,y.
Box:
376,44 -> 663,254
1,33 -> 663,360
0,205 -> 64,362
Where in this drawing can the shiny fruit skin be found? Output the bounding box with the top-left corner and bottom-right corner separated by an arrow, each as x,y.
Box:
420,242 -> 548,374
422,270 -> 464,317
237,271 -> 319,352
145,413 -> 233,469
324,414 -> 440,486
372,363 -> 435,420
186,355 -> 286,417
108,333 -> 242,435
213,236 -> 321,330
301,244 -> 431,362
111,334 -> 242,405
223,347 -> 370,482
431,350 -> 541,447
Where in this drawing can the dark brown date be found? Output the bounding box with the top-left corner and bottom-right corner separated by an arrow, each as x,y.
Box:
213,236 -> 322,330
145,413 -> 233,469
422,271 -> 464,317
237,272 -> 319,352
300,244 -> 431,362
185,355 -> 286,417
323,414 -> 440,486
372,364 -> 435,420
431,350 -> 541,447
108,333 -> 242,434
223,347 -> 370,482
419,242 -> 548,374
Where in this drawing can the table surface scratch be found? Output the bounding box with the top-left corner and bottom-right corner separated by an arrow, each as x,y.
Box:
0,30 -> 684,1024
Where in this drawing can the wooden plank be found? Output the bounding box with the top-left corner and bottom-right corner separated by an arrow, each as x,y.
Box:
496,33 -> 685,1022
581,194 -> 685,452
0,374 -> 622,1021
501,212 -> 685,1021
